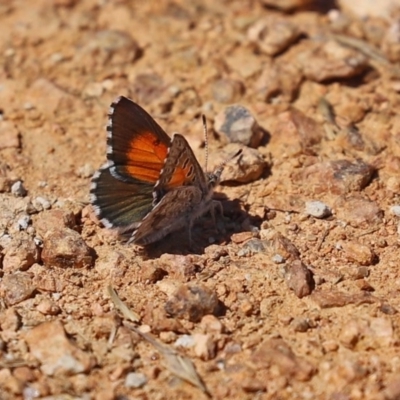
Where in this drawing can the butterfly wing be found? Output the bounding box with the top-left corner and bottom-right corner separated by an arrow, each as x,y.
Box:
131,186 -> 206,245
91,97 -> 172,230
107,96 -> 171,183
154,134 -> 208,202
90,165 -> 154,231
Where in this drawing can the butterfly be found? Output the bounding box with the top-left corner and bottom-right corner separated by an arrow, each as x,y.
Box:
90,96 -> 240,246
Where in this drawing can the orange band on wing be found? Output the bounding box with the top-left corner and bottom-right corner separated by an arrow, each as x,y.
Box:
123,131 -> 192,186
166,169 -> 189,187
124,131 -> 169,182
129,132 -> 168,158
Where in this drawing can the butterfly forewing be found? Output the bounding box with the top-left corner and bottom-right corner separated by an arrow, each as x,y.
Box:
107,97 -> 171,183
132,186 -> 204,245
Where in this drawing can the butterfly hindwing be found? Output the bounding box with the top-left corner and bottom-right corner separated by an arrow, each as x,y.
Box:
90,165 -> 154,231
132,186 -> 205,245
154,134 -> 208,203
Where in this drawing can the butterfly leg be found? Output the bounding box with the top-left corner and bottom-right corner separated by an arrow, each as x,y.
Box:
186,216 -> 195,248
213,200 -> 224,218
208,200 -> 225,238
210,200 -> 224,227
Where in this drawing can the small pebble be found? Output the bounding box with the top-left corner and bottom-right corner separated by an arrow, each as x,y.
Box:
124,372 -> 147,389
290,317 -> 311,332
339,241 -> 375,266
200,315 -> 224,334
168,85 -> 181,97
25,320 -> 95,375
212,78 -> 244,103
322,340 -> 339,352
0,273 -> 36,305
390,205 -> 400,217
41,228 -> 93,269
11,181 -> 27,197
310,289 -> 374,308
241,238 -> 266,254
211,144 -> 265,184
272,232 -> 300,261
3,238 -> 39,272
231,232 -> 253,244
251,338 -> 314,381
380,304 -> 398,315
34,237 -> 43,246
37,298 -> 61,315
83,82 -> 104,98
305,201 -> 332,218
237,248 -> 250,257
174,334 -> 195,348
303,160 -> 375,196
23,387 -> 40,400
17,215 -> 31,230
248,18 -> 300,56
0,233 -> 12,248
165,284 -> 219,322
33,196 -> 51,211
339,321 -> 360,348
52,293 -> 62,301
214,104 -> 263,148
272,254 -> 285,264
300,40 -> 368,82
285,260 -> 314,298
81,30 -> 141,64
193,333 -> 216,360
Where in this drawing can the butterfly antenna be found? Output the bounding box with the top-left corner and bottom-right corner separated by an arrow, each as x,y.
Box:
202,114 -> 209,173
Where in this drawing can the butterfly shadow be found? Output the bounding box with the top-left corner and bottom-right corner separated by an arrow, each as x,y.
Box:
137,197 -> 249,258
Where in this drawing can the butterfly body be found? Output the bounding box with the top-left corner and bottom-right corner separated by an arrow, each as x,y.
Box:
90,96 -> 228,246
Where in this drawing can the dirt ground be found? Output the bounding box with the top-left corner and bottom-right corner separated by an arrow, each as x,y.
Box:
1,0 -> 400,399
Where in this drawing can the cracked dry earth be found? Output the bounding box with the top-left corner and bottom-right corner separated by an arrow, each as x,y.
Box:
2,0 -> 400,399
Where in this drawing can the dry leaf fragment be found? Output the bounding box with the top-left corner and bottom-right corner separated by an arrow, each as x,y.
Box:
108,285 -> 210,396
107,285 -> 140,323
124,322 -> 210,397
